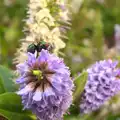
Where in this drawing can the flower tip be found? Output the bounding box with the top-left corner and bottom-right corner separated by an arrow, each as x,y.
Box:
33,91 -> 42,101
40,49 -> 49,54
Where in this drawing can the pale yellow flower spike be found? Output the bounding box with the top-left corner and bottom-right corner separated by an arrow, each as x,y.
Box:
14,0 -> 71,64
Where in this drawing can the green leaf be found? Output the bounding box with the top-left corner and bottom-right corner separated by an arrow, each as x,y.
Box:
73,71 -> 88,102
0,92 -> 23,113
64,116 -> 79,120
64,114 -> 92,120
0,92 -> 35,120
107,114 -> 120,120
0,109 -> 34,120
0,65 -> 16,92
0,78 -> 5,94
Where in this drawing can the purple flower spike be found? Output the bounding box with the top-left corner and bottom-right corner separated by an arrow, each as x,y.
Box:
16,50 -> 74,120
80,60 -> 120,114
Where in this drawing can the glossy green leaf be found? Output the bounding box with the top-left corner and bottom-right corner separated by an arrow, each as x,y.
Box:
0,92 -> 23,113
65,116 -> 80,120
64,114 -> 92,120
0,109 -> 33,120
0,65 -> 16,92
0,78 -> 5,94
0,92 -> 35,120
107,114 -> 120,120
73,71 -> 88,102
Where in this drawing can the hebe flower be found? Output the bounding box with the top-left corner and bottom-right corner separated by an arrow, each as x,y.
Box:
80,60 -> 120,113
14,0 -> 71,64
16,50 -> 74,120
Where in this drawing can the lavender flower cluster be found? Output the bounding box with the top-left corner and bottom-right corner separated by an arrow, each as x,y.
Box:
16,50 -> 74,120
80,60 -> 120,113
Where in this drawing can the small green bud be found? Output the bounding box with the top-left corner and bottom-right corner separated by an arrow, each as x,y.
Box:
33,70 -> 42,76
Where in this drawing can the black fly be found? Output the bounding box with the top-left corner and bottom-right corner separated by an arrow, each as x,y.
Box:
27,40 -> 54,54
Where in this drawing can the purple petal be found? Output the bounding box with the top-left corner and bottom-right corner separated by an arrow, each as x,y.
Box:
33,91 -> 43,101
16,63 -> 28,75
43,88 -> 55,97
17,83 -> 34,95
38,50 -> 49,62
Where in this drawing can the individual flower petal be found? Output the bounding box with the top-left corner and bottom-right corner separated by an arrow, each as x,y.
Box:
17,82 -> 35,95
33,91 -> 43,101
38,49 -> 49,62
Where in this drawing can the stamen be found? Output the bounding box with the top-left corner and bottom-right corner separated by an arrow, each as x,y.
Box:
33,70 -> 43,80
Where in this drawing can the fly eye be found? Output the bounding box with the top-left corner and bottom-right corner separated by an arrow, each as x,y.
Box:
37,41 -> 48,52
36,40 -> 54,53
27,43 -> 36,54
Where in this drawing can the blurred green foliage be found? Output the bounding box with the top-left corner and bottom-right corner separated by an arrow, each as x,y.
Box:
1,0 -> 120,120
0,0 -> 28,67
